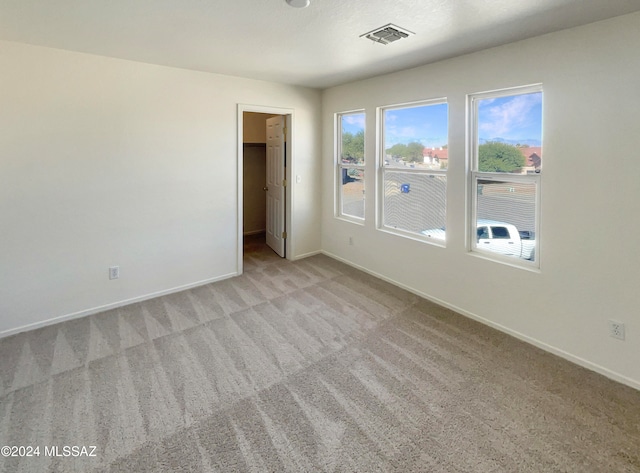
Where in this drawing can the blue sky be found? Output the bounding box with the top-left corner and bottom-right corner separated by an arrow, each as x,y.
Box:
341,104 -> 449,149
383,104 -> 448,148
341,113 -> 366,134
341,93 -> 541,148
478,92 -> 542,142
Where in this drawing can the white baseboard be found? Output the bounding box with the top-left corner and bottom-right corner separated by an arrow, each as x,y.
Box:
0,272 -> 238,339
321,250 -> 640,392
293,249 -> 322,260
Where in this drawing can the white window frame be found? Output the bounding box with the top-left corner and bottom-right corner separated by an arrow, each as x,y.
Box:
335,110 -> 366,224
468,84 -> 542,269
377,98 -> 448,245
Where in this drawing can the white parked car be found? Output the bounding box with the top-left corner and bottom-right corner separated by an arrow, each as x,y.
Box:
422,219 -> 536,260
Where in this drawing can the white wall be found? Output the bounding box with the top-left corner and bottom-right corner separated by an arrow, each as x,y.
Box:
0,41 -> 321,335
321,12 -> 640,389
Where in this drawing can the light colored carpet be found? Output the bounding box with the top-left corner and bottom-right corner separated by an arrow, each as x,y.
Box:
1,234 -> 639,472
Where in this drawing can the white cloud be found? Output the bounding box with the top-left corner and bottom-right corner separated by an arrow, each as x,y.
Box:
478,93 -> 541,137
383,106 -> 448,148
343,114 -> 365,128
385,113 -> 399,123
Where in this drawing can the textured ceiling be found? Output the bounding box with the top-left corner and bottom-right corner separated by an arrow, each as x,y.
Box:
0,0 -> 639,89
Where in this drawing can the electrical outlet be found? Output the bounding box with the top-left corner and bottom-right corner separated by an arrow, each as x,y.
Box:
608,320 -> 625,340
109,266 -> 120,280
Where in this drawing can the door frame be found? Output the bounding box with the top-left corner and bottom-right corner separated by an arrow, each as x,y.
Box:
237,104 -> 294,275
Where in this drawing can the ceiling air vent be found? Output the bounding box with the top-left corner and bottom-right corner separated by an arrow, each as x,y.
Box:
361,24 -> 414,45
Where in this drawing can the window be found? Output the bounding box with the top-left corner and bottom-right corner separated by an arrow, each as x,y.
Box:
379,100 -> 448,242
469,85 -> 542,265
336,112 -> 365,221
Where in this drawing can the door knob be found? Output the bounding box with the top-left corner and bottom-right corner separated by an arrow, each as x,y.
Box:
263,187 -> 268,191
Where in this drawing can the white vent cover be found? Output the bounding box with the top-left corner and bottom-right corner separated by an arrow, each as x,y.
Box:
361,24 -> 414,45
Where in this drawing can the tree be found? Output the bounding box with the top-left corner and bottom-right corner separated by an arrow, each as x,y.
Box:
386,143 -> 408,159
386,141 -> 425,163
341,130 -> 365,164
405,142 -> 425,162
478,142 -> 525,172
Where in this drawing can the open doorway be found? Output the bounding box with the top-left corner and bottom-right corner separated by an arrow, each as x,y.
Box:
237,105 -> 293,274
